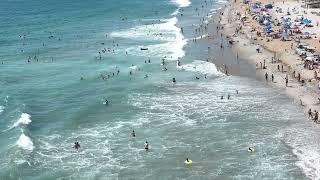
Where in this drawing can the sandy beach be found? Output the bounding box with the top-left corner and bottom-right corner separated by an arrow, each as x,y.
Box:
221,0 -> 320,120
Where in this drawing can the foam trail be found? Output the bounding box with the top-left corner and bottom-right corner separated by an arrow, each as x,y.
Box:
17,133 -> 34,151
172,0 -> 191,7
177,60 -> 224,76
13,113 -> 32,128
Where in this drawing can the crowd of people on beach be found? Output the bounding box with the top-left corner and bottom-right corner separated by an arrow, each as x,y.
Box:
221,0 -> 320,124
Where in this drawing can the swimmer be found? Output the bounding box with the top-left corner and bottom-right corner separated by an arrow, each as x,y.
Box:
144,141 -> 149,151
73,142 -> 80,150
132,130 -> 136,137
172,77 -> 176,83
196,76 -> 200,80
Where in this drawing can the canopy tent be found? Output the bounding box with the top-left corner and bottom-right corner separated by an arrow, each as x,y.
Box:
301,19 -> 312,25
243,0 -> 249,4
265,4 -> 273,9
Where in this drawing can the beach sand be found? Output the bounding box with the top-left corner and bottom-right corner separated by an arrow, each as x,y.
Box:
221,0 -> 320,118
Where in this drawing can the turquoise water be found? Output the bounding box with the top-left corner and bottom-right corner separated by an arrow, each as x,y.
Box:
0,0 -> 319,179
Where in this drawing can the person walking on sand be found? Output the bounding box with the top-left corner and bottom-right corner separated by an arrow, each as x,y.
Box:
277,64 -> 280,71
308,109 -> 313,119
271,74 -> 274,82
285,77 -> 288,87
314,111 -> 318,122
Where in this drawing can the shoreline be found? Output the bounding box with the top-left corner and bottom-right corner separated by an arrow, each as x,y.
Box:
220,0 -> 320,119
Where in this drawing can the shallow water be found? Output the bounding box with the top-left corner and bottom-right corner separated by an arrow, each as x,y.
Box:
0,0 -> 318,179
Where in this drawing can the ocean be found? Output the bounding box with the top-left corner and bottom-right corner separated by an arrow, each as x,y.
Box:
0,0 -> 319,179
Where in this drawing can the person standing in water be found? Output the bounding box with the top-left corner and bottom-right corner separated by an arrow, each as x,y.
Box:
265,72 -> 268,81
132,130 -> 136,137
308,109 -> 313,119
144,141 -> 149,151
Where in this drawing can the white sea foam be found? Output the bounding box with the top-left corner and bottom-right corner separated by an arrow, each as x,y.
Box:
13,113 -> 32,127
279,127 -> 320,179
177,60 -> 224,76
111,17 -> 187,60
17,133 -> 34,151
194,34 -> 208,40
0,106 -> 4,114
171,0 -> 191,7
171,8 -> 180,16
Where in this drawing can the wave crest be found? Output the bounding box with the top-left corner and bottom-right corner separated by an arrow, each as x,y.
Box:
13,113 -> 32,128
17,133 -> 34,151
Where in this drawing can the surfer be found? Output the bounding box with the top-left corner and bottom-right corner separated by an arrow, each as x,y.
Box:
248,147 -> 254,153
144,141 -> 149,151
73,142 -> 80,150
105,99 -> 109,106
132,130 -> 136,137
